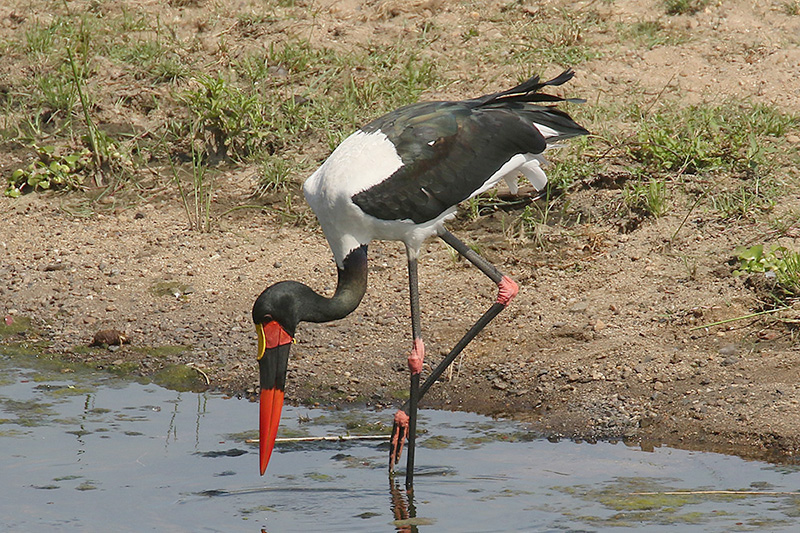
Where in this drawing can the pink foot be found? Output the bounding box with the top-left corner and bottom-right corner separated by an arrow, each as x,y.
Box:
407,338 -> 424,375
390,410 -> 410,468
496,275 -> 519,306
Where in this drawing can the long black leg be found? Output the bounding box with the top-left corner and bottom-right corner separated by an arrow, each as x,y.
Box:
439,230 -> 505,284
389,229 -> 518,474
406,251 -> 423,490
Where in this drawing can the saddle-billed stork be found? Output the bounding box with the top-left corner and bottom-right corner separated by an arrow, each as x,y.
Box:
253,69 -> 588,487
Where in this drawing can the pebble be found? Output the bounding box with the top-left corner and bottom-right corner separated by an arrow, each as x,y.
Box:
569,301 -> 589,313
718,344 -> 738,356
492,378 -> 508,390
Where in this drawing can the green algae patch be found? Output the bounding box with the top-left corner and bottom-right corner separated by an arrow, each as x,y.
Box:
0,315 -> 34,338
46,384 -> 95,397
421,434 -> 455,449
304,471 -> 339,482
3,346 -> 94,379
0,427 -> 30,437
553,476 -> 771,528
1,341 -> 52,360
104,361 -> 140,377
342,414 -> 391,436
0,398 -> 57,427
75,481 -> 99,491
391,387 -> 410,400
151,364 -> 207,392
225,429 -> 260,444
53,475 -> 82,482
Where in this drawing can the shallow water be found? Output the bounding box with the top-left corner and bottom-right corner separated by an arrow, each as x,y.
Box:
2,351 -> 800,532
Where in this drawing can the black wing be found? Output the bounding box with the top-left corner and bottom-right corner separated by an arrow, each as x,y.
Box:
352,71 -> 588,224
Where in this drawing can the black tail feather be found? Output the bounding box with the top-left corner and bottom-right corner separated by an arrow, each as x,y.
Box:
473,69 -> 581,107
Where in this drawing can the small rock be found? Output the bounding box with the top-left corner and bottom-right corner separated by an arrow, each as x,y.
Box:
757,330 -> 779,341
90,329 -> 128,347
718,344 -> 738,356
569,301 -> 589,313
492,378 -> 508,390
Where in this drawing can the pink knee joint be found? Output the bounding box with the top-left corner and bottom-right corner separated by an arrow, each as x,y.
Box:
496,275 -> 518,306
407,338 -> 425,375
394,409 -> 410,428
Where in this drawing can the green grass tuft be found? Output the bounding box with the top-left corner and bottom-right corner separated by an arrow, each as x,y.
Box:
663,0 -> 710,15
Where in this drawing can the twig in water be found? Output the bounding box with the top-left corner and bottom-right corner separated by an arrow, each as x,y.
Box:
632,490 -> 800,496
246,434 -> 390,444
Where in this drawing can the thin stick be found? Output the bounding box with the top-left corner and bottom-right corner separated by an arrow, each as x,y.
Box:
689,306 -> 791,331
186,363 -> 210,385
632,490 -> 800,496
246,434 -> 390,444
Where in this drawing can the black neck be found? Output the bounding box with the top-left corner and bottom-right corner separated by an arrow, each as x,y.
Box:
301,246 -> 368,324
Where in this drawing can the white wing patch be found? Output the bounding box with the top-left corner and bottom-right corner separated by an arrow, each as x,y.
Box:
533,122 -> 560,139
304,130 -> 403,200
304,130 -> 409,265
470,153 -> 550,199
519,157 -> 548,190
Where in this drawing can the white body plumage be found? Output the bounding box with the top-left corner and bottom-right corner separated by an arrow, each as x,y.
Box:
303,129 -> 553,266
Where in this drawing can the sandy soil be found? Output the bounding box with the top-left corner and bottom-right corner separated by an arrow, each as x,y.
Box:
2,0 -> 800,462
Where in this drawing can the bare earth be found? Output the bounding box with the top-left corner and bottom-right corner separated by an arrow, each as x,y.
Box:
2,0 -> 800,462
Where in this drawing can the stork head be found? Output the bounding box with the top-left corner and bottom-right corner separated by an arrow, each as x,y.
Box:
252,283 -> 299,475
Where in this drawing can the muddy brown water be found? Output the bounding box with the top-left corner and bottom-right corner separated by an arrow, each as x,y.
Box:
2,350 -> 800,532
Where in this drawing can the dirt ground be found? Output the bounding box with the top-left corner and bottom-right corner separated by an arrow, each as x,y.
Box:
2,0 -> 800,463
